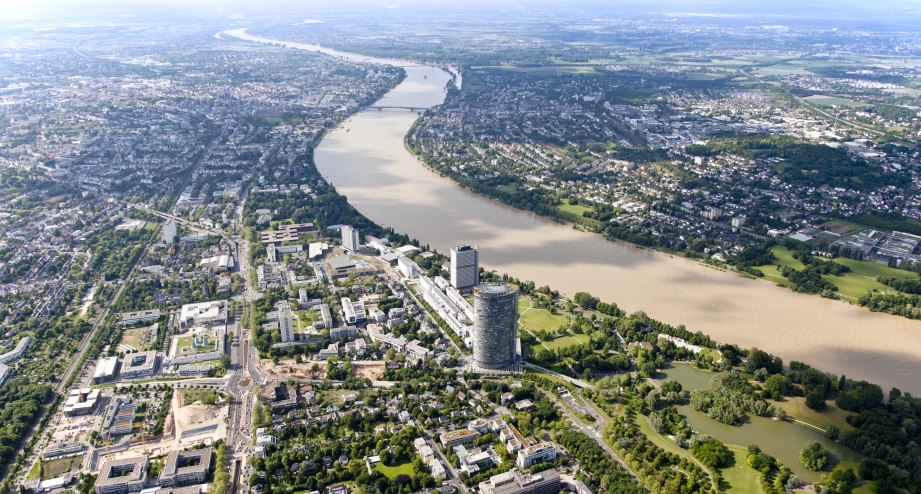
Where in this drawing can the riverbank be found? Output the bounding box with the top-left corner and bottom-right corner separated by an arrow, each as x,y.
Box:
231,28 -> 921,397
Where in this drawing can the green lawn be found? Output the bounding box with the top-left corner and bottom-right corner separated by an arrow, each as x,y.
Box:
182,389 -> 224,406
753,246 -> 921,302
723,446 -> 767,494
771,396 -> 854,432
376,460 -> 415,479
518,297 -> 571,333
557,199 -> 593,222
804,95 -> 865,108
536,334 -> 589,350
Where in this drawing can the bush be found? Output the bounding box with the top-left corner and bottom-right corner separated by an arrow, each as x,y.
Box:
799,441 -> 829,471
691,435 -> 732,469
805,390 -> 827,411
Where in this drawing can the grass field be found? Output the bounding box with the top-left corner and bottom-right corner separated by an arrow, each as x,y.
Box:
26,455 -> 82,480
518,297 -> 571,333
182,389 -> 224,406
804,95 -> 865,108
723,446 -> 767,494
537,334 -> 589,350
753,246 -> 920,302
771,396 -> 854,432
557,199 -> 593,222
121,324 -> 156,352
376,460 -> 415,479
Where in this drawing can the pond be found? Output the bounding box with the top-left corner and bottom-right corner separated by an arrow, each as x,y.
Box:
658,363 -> 861,482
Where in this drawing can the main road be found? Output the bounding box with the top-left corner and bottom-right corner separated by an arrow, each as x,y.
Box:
223,29 -> 921,396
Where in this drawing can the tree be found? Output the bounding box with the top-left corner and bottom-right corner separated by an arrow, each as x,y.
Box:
799,441 -> 829,471
805,390 -> 827,411
764,374 -> 793,398
690,435 -> 732,469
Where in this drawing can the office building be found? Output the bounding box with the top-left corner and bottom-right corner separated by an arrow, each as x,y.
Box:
121,351 -> 158,379
342,225 -> 360,252
162,219 -> 177,244
341,298 -> 367,324
120,309 -> 159,327
473,284 -> 519,371
178,300 -> 228,329
479,468 -> 561,494
94,456 -> 148,494
278,301 -> 295,343
93,356 -> 119,384
105,396 -> 138,436
450,245 -> 479,291
160,447 -> 212,487
516,442 -> 557,468
440,429 -> 480,448
63,388 -> 101,416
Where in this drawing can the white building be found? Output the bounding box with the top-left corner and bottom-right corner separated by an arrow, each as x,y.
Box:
278,302 -> 295,343
397,256 -> 418,279
178,300 -> 228,329
341,298 -> 366,324
341,225 -> 360,252
516,442 -> 557,469
450,245 -> 479,291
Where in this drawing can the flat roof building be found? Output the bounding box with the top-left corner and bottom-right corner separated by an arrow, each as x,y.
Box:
120,310 -> 160,327
63,388 -> 101,416
178,300 -> 228,329
440,429 -> 480,448
342,225 -> 360,252
479,468 -> 561,494
93,356 -> 119,384
94,456 -> 148,494
160,447 -> 212,487
516,442 -> 557,469
450,245 -> 479,292
121,351 -> 158,380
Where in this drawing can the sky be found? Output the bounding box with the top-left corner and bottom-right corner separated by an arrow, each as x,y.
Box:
4,0 -> 920,26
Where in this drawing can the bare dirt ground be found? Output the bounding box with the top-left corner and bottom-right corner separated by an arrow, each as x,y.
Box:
259,359 -> 386,380
260,358 -> 327,380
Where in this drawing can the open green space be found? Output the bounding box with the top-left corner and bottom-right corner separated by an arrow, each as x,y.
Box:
181,389 -> 224,406
723,446 -> 766,494
375,460 -> 415,479
804,95 -> 865,108
518,297 -> 571,334
121,324 -> 156,351
556,199 -> 592,222
753,66 -> 813,76
470,64 -> 599,75
753,246 -> 920,302
25,455 -> 81,480
771,396 -> 854,433
535,334 -> 589,351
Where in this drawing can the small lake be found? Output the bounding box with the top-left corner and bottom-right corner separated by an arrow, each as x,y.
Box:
659,363 -> 861,483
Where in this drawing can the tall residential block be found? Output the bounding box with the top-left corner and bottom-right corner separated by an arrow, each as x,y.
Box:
342,225 -> 360,252
279,302 -> 295,343
473,284 -> 519,370
451,245 -> 479,291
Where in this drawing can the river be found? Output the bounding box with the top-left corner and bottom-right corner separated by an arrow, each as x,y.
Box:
223,29 -> 921,396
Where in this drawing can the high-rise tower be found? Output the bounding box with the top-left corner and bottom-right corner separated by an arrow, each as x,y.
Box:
450,245 -> 479,292
472,283 -> 519,371
341,225 -> 360,252
278,301 -> 295,343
